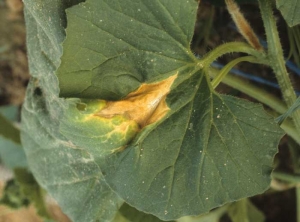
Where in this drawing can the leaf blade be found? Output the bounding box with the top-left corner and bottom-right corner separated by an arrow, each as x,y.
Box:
22,1 -> 123,221
97,74 -> 282,220
57,0 -> 198,99
276,0 -> 300,27
56,0 -> 284,220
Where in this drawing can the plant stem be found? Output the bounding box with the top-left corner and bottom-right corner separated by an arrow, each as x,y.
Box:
272,171 -> 300,183
259,2 -> 300,221
258,0 -> 300,136
199,42 -> 266,70
280,119 -> 300,144
211,56 -> 267,89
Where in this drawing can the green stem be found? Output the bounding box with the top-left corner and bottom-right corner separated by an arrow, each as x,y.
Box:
211,56 -> 267,89
199,42 -> 266,70
258,0 -> 300,136
272,171 -> 300,183
280,119 -> 300,144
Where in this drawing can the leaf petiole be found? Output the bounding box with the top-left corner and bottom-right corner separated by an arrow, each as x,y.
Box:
199,42 -> 266,71
211,56 -> 267,89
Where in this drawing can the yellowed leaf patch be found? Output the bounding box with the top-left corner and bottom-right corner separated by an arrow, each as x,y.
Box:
96,73 -> 178,128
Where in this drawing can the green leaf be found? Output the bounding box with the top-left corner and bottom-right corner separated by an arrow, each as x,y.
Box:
60,74 -> 283,220
119,203 -> 172,222
57,0 -> 197,99
97,74 -> 282,220
22,0 -> 123,221
276,0 -> 300,27
227,199 -> 265,222
57,0 -> 283,220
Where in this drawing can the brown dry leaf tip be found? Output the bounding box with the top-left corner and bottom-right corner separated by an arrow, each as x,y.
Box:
225,0 -> 263,51
96,73 -> 178,128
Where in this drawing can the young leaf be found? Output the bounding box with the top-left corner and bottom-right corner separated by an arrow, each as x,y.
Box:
22,1 -> 123,221
276,0 -> 300,27
57,0 -> 283,220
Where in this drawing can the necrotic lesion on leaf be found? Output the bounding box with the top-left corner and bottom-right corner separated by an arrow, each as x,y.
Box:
62,73 -> 178,153
95,73 -> 178,128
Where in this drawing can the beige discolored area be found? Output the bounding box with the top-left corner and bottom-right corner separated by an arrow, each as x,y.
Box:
96,74 -> 178,128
